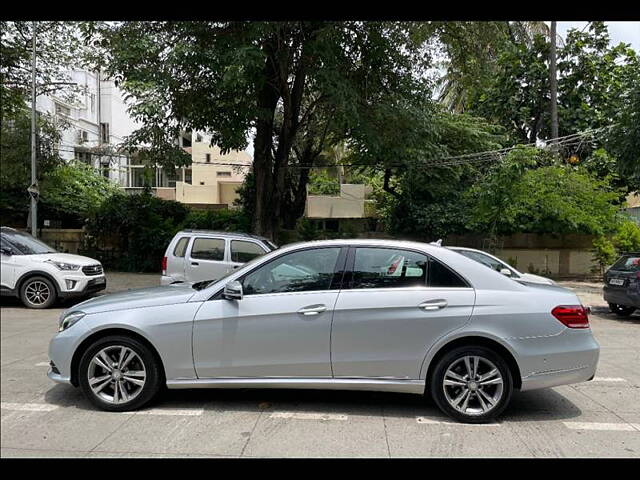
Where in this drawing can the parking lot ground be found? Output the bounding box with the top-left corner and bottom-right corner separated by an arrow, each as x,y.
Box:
1,273 -> 639,458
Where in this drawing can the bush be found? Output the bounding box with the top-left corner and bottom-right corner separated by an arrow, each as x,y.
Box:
183,209 -> 251,233
613,220 -> 640,253
87,192 -> 190,272
592,236 -> 618,276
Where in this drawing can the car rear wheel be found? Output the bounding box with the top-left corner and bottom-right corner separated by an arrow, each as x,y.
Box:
20,276 -> 57,309
609,303 -> 636,317
78,335 -> 162,412
430,346 -> 513,424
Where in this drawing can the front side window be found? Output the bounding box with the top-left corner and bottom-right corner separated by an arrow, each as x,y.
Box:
242,247 -> 341,295
231,240 -> 267,263
1,231 -> 56,255
173,237 -> 190,258
351,248 -> 427,289
191,237 -> 225,261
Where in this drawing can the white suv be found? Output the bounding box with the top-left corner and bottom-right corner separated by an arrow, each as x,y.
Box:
161,230 -> 277,286
1,227 -> 107,308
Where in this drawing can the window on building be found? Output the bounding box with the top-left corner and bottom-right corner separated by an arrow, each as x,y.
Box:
90,94 -> 95,113
55,103 -> 71,118
205,153 -> 211,163
196,134 -> 203,143
100,123 -> 110,143
216,171 -> 231,177
74,149 -> 92,165
184,168 -> 192,185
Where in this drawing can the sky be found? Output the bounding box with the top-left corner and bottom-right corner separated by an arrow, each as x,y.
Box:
556,21 -> 640,51
245,22 -> 640,157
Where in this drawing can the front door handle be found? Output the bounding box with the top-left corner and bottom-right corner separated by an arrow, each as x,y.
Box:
297,304 -> 327,316
419,299 -> 448,311
191,262 -> 199,266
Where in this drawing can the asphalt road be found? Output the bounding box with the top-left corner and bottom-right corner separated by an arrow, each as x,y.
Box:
1,274 -> 638,458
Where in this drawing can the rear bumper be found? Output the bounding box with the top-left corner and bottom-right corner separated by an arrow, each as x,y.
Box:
603,285 -> 640,308
510,328 -> 600,392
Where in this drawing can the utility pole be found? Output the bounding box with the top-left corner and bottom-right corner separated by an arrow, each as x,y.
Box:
30,21 -> 38,237
549,21 -> 559,146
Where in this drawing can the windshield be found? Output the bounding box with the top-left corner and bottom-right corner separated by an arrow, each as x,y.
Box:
455,249 -> 517,276
2,230 -> 56,255
610,255 -> 640,272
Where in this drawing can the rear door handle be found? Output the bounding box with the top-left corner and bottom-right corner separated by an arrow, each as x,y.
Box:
297,305 -> 327,316
191,262 -> 199,266
419,299 -> 448,311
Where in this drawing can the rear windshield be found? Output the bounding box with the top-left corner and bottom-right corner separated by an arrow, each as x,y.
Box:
611,255 -> 640,272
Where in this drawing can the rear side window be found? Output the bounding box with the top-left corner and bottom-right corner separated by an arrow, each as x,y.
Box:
173,237 -> 190,258
191,237 -> 225,261
351,248 -> 427,289
428,258 -> 469,288
231,240 -> 267,263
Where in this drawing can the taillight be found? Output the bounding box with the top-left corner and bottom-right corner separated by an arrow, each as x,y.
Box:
161,256 -> 167,274
552,305 -> 589,329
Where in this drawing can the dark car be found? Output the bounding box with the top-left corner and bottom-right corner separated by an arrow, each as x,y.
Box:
603,252 -> 640,317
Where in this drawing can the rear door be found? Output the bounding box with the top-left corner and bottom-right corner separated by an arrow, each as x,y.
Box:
331,247 -> 475,379
185,236 -> 229,282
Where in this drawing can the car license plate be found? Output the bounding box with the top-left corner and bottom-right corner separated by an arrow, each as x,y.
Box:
609,278 -> 624,286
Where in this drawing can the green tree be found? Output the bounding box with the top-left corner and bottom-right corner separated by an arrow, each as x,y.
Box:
39,161 -> 120,219
83,21 -> 435,239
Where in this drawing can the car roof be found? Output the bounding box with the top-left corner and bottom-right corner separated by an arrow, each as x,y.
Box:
177,230 -> 272,243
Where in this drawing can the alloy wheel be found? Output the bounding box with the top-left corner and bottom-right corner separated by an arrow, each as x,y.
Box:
87,345 -> 147,404
442,355 -> 504,416
24,280 -> 51,306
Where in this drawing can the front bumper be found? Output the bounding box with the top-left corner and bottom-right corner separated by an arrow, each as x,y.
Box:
48,318 -> 92,386
57,274 -> 107,299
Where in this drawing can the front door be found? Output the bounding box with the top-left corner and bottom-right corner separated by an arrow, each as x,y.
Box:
331,247 -> 475,379
193,246 -> 345,378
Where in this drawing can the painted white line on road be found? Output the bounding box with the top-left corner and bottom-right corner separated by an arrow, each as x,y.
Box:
416,417 -> 500,427
133,408 -> 204,416
564,422 -> 640,432
35,362 -> 50,367
1,402 -> 58,412
270,412 -> 348,421
591,377 -> 628,383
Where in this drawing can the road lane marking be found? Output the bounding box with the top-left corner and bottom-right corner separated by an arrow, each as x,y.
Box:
132,408 -> 204,416
270,412 -> 348,421
564,422 -> 640,432
416,417 -> 500,427
591,377 -> 628,383
1,402 -> 58,412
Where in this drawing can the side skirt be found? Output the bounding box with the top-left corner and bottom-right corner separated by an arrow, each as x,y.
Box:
166,377 -> 425,395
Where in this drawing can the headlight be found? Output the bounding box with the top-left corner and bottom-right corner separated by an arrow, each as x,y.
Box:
49,261 -> 82,271
58,311 -> 85,332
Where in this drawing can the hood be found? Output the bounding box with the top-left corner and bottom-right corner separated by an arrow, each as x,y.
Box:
71,284 -> 197,314
29,252 -> 101,267
517,272 -> 555,285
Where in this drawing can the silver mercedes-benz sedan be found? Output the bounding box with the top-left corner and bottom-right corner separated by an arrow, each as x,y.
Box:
48,239 -> 599,423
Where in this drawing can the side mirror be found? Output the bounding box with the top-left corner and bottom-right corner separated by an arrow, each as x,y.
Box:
0,247 -> 12,256
223,280 -> 243,300
499,268 -> 512,276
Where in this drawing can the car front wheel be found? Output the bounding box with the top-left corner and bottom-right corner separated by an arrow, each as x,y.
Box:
430,346 -> 513,424
78,335 -> 162,412
20,276 -> 57,309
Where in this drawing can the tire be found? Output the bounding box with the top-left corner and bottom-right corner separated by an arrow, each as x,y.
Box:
20,276 -> 57,309
612,304 -> 636,317
429,345 -> 513,424
78,335 -> 162,412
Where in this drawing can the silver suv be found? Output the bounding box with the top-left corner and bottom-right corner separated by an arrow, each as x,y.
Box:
161,230 -> 276,285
